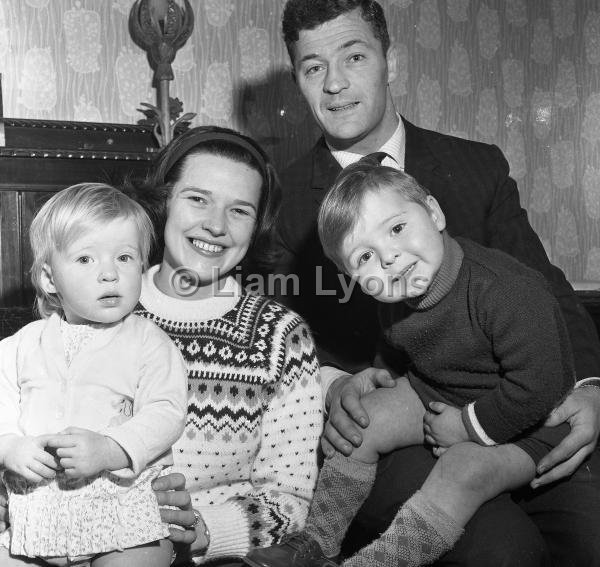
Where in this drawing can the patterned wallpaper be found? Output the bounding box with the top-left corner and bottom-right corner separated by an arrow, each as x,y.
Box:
1,0 -> 599,284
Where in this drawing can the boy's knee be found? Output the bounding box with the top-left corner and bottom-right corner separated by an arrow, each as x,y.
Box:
356,387 -> 409,458
351,395 -> 392,461
356,378 -> 424,459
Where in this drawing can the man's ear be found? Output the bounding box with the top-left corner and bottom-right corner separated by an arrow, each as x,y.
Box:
426,196 -> 447,231
40,263 -> 57,294
386,43 -> 399,85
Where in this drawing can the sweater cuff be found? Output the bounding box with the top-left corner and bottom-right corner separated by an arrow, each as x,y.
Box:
101,427 -> 146,478
461,403 -> 497,446
194,501 -> 249,562
575,377 -> 600,389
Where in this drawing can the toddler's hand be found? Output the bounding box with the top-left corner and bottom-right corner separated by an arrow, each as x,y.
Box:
1,435 -> 58,483
45,427 -> 127,479
423,402 -> 469,451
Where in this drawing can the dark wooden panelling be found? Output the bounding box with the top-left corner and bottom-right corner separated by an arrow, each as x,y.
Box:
0,192 -> 22,305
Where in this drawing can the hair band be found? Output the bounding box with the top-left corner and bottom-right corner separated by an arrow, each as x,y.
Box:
162,131 -> 269,181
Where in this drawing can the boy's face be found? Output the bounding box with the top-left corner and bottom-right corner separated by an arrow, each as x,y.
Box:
41,217 -> 144,324
341,187 -> 446,303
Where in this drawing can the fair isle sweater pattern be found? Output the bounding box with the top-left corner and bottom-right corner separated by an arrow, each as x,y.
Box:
135,280 -> 322,562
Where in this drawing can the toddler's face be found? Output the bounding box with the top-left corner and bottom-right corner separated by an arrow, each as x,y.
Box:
340,188 -> 446,303
42,217 -> 143,324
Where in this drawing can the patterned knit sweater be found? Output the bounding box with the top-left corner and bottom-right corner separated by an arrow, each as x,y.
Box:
135,267 -> 323,562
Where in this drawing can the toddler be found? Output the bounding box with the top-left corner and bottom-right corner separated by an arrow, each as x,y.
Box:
0,183 -> 187,566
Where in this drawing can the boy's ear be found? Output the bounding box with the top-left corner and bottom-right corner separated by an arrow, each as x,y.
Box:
426,196 -> 446,231
40,263 -> 57,294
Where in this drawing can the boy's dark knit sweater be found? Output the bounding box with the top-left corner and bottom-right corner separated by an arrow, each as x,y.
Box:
378,234 -> 575,445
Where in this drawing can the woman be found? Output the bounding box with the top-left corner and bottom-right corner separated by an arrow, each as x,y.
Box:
128,126 -> 323,564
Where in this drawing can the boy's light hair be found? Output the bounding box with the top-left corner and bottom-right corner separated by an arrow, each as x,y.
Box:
318,160 -> 432,271
30,182 -> 154,319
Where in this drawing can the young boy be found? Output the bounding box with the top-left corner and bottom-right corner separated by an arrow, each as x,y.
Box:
245,156 -> 574,567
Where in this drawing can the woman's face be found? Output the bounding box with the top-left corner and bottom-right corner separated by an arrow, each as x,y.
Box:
157,152 -> 262,299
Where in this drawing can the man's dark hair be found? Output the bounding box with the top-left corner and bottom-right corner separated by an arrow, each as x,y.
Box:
282,0 -> 390,62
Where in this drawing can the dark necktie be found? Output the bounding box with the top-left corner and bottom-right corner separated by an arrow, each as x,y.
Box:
357,151 -> 392,166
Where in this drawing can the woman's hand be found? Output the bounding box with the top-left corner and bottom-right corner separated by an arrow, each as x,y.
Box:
531,386 -> 600,488
152,472 -> 209,552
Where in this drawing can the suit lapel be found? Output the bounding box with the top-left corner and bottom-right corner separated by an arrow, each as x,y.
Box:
403,117 -> 467,237
404,117 -> 449,190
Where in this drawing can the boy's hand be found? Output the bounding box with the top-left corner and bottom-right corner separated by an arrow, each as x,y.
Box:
423,402 -> 469,453
45,427 -> 128,479
1,435 -> 58,483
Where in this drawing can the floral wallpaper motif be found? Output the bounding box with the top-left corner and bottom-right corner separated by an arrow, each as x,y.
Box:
0,0 -> 599,284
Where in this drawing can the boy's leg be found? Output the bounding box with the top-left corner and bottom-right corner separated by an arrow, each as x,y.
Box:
343,442 -> 536,567
306,377 -> 425,556
244,377 -> 425,567
92,539 -> 173,567
346,444 -> 548,567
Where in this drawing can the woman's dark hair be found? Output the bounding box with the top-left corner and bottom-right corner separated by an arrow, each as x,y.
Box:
282,0 -> 390,62
125,126 -> 281,277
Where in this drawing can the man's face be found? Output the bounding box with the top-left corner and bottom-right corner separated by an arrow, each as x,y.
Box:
291,8 -> 398,154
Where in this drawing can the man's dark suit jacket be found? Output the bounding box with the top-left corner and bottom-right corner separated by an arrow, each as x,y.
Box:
276,117 -> 600,380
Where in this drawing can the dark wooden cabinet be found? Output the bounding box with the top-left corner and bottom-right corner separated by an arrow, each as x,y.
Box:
0,118 -> 158,307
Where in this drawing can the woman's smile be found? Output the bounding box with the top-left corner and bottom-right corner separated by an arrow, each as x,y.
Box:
190,238 -> 225,255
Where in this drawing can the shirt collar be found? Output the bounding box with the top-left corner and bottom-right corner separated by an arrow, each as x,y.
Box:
328,116 -> 406,170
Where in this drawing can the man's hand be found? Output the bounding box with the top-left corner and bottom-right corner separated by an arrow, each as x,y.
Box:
423,402 -> 469,454
152,472 -> 209,553
322,367 -> 396,458
531,386 -> 600,488
1,435 -> 58,483
45,427 -> 128,479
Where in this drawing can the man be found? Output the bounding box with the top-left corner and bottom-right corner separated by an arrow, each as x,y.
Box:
245,1 -> 600,566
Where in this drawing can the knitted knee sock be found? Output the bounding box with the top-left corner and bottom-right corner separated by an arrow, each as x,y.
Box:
342,490 -> 464,567
304,452 -> 377,557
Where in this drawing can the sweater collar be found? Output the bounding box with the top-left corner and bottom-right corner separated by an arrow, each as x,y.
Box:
406,232 -> 464,310
140,265 -> 242,322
